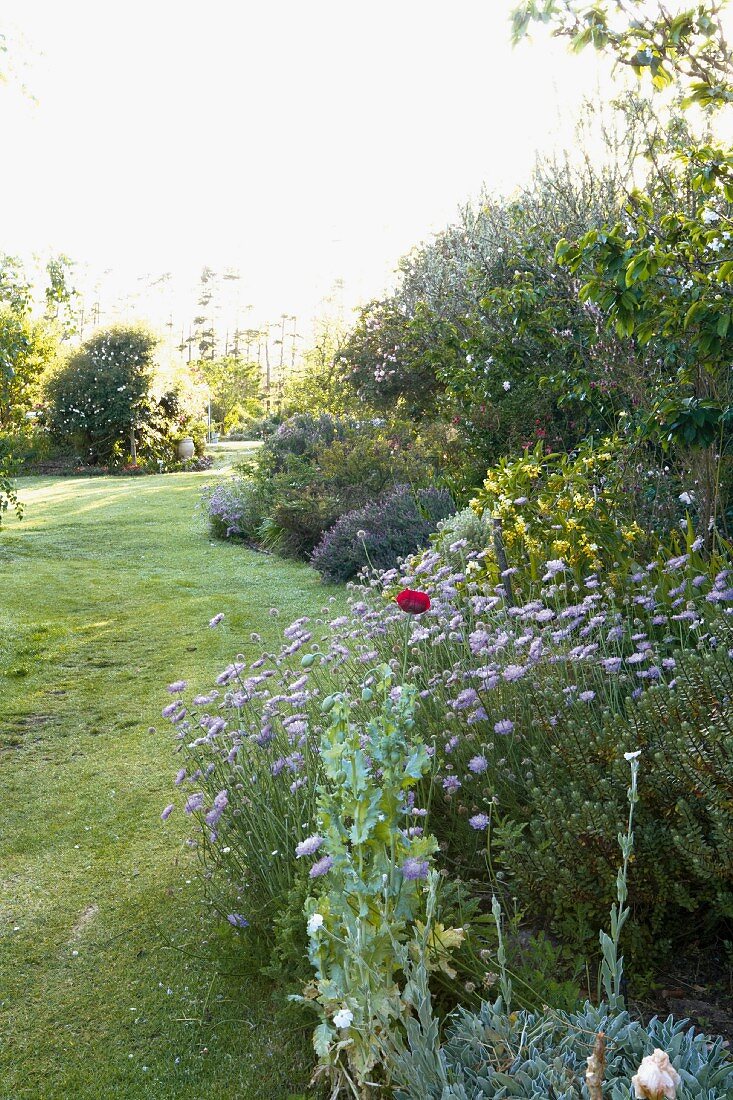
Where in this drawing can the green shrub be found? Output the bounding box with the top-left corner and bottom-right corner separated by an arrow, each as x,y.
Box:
490,642 -> 733,953
208,414 -> 450,559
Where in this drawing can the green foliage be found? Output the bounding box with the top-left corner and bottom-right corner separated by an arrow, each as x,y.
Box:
0,435 -> 22,525
46,324 -> 164,465
513,1 -> 733,531
281,319 -> 360,419
491,642 -> 733,955
390,992 -> 733,1099
0,252 -> 75,523
512,0 -> 732,107
0,307 -> 57,428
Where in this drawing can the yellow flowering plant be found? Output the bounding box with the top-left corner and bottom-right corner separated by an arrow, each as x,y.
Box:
470,437 -> 648,589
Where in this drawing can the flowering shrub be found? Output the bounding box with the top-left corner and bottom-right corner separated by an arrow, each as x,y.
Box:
204,478 -> 264,540
205,414 -> 450,558
470,437 -> 649,587
311,485 -> 455,582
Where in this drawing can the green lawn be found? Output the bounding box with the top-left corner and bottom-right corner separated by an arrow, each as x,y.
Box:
0,458 -> 341,1099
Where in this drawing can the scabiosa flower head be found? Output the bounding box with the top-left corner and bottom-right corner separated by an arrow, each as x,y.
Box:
442,775 -> 461,793
167,680 -> 187,694
309,855 -> 334,878
160,803 -> 175,821
227,913 -> 249,928
542,559 -> 566,581
401,857 -> 429,880
503,664 -> 526,682
494,718 -> 514,735
184,793 -> 204,814
453,687 -> 479,711
578,690 -> 596,703
396,588 -> 431,615
469,813 -> 490,830
174,767 -> 186,786
468,754 -> 488,774
295,834 -> 323,858
208,613 -> 224,628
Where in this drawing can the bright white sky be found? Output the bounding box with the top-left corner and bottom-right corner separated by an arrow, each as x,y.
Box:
2,1 -> 618,344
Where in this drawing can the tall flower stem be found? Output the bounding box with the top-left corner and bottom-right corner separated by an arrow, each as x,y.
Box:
599,751 -> 640,1010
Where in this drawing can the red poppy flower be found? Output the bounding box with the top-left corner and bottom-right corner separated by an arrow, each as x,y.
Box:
396,589 -> 431,615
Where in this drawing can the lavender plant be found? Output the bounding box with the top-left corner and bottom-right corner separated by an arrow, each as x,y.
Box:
310,484 -> 454,583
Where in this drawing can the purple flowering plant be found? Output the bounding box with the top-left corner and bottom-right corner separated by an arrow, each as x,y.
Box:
161,517 -> 733,961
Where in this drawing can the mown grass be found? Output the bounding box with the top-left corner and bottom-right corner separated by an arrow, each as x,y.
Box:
0,454 -> 343,1099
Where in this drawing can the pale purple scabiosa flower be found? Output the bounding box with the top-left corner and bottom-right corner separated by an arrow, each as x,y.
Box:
309,855 -> 334,878
167,680 -> 187,694
579,690 -> 596,703
468,754 -> 488,774
205,790 -> 228,827
160,803 -> 175,821
295,834 -> 323,858
208,613 -> 224,628
494,718 -> 514,735
401,857 -> 429,880
184,793 -> 205,814
469,813 -> 490,830
542,559 -> 566,581
453,688 -> 479,711
227,913 -> 248,928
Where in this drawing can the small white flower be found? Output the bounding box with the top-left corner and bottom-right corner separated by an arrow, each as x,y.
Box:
624,750 -> 642,761
701,208 -> 720,224
502,380 -> 511,391
333,1007 -> 354,1029
307,913 -> 324,935
678,491 -> 693,506
631,1048 -> 681,1099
